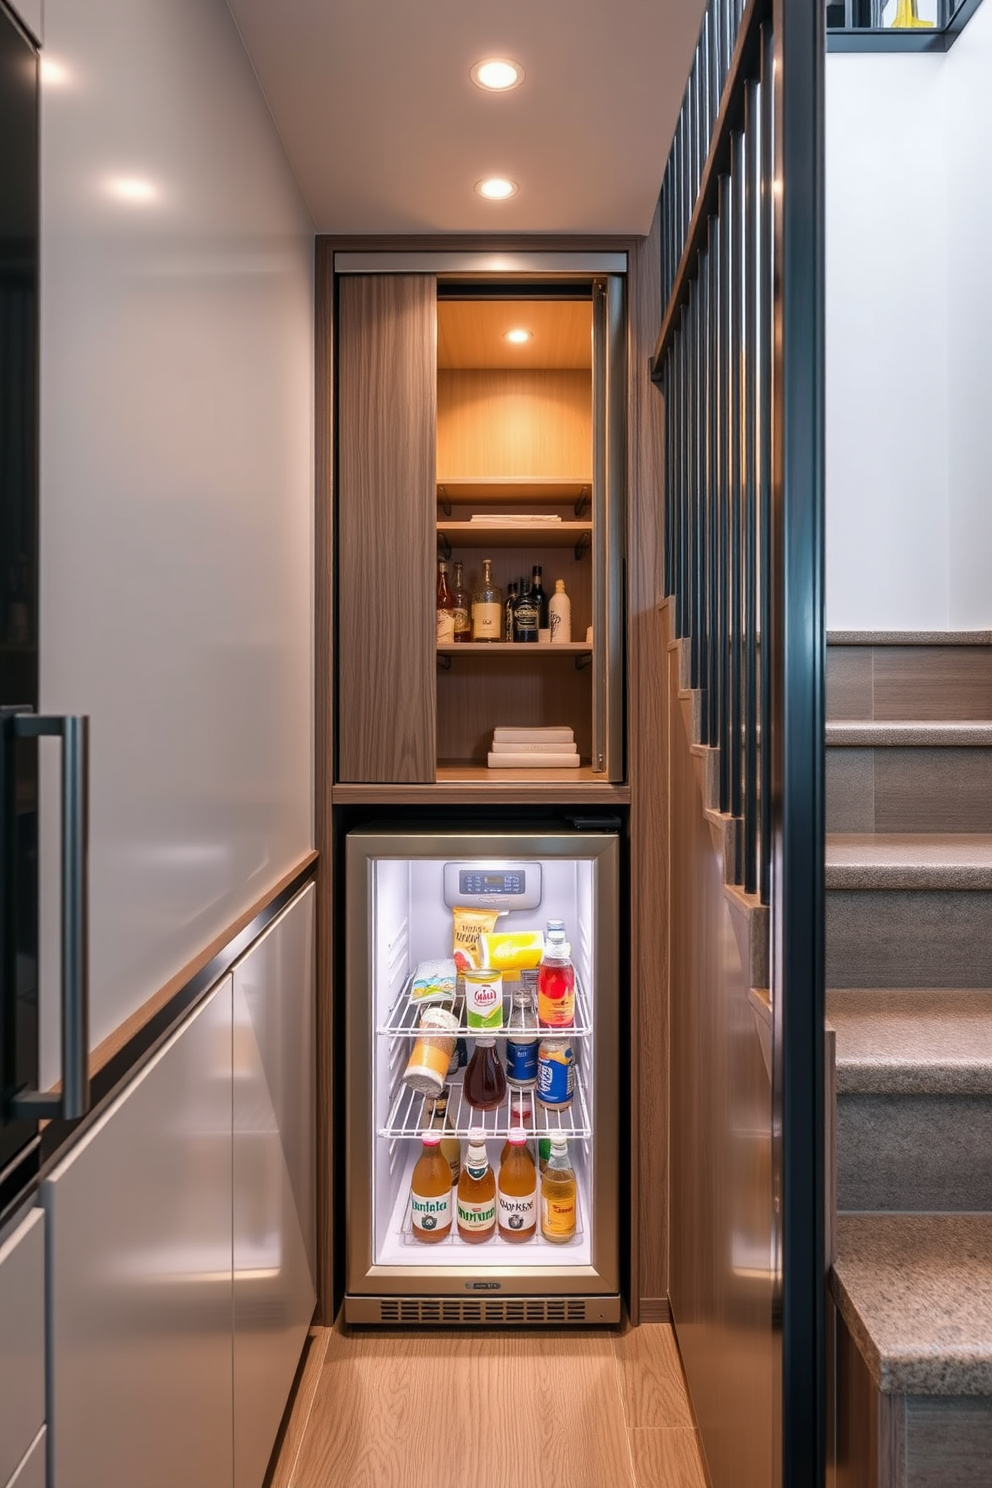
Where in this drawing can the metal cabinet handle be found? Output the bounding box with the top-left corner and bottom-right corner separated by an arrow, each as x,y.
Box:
7,712 -> 90,1122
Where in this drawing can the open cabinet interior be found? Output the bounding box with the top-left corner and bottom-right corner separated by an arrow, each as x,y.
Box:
435,292 -> 597,779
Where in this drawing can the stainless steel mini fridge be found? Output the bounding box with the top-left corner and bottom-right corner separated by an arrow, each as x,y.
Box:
344,826 -> 620,1326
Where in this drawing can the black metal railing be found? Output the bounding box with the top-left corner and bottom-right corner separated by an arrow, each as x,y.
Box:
653,0 -> 826,1480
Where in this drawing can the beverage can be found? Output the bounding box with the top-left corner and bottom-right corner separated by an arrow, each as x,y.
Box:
463,966 -> 504,1031
402,1008 -> 460,1096
537,1038 -> 574,1109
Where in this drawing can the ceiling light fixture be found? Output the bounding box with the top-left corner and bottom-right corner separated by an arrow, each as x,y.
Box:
105,176 -> 159,204
504,329 -> 533,344
476,177 -> 518,201
470,58 -> 524,92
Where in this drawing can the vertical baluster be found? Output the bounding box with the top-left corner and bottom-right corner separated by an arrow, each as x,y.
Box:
679,311 -> 690,640
698,244 -> 711,742
743,81 -> 760,897
708,216 -> 719,741
718,173 -> 731,814
700,12 -> 711,175
759,26 -> 774,906
664,352 -> 673,600
710,0 -> 722,142
730,131 -> 745,853
687,278 -> 698,686
674,322 -> 683,632
721,0 -> 733,92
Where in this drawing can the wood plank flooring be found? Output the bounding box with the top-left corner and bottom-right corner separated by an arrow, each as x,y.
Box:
268,1321 -> 709,1488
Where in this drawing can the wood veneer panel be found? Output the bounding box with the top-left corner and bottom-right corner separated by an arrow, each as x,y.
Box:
292,1325 -> 637,1488
627,208 -> 670,1318
314,239 -> 334,1323
336,274 -> 436,782
331,774 -> 631,804
437,300 -> 592,371
436,653 -> 593,764
437,368 -> 592,479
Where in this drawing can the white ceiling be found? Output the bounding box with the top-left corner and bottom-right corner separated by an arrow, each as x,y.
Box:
226,0 -> 706,236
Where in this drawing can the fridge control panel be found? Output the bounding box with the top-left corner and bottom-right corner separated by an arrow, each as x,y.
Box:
442,861 -> 542,911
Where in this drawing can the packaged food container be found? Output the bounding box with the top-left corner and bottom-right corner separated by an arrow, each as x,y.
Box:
477,930 -> 545,973
403,1008 -> 461,1097
409,957 -> 457,1006
463,966 -> 504,1031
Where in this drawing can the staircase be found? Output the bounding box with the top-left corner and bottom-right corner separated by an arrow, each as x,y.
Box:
826,633 -> 992,1488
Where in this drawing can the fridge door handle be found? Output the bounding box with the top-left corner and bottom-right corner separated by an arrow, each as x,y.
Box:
8,712 -> 90,1122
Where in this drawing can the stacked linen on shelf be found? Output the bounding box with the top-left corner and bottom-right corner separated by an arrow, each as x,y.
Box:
487,726 -> 579,769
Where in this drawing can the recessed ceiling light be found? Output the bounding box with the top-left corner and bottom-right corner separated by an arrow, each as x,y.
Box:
504,329 -> 533,344
476,177 -> 518,201
470,58 -> 524,92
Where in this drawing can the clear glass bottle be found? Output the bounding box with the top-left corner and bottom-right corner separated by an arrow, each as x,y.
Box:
451,560 -> 471,643
505,985 -> 539,1090
471,558 -> 502,643
541,1135 -> 577,1244
436,560 -> 455,644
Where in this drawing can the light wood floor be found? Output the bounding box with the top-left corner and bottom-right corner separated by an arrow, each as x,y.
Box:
268,1319 -> 709,1488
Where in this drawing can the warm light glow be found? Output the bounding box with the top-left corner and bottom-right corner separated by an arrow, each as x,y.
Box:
470,58 -> 524,92
504,328 -> 533,344
476,177 -> 518,201
105,176 -> 159,204
40,58 -> 69,86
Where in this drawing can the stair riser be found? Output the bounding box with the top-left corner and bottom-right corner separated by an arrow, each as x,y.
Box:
827,890 -> 992,988
827,748 -> 992,834
837,1094 -> 992,1212
904,1396 -> 992,1488
828,645 -> 992,723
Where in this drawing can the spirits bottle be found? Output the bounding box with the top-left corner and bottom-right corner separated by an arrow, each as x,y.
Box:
549,579 -> 572,643
452,561 -> 471,643
504,580 -> 519,642
513,579 -> 539,643
436,561 -> 455,644
530,565 -> 548,630
471,558 -> 502,643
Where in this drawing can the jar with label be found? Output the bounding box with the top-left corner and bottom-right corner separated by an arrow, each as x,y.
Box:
537,1036 -> 575,1110
402,1008 -> 460,1098
463,966 -> 504,1031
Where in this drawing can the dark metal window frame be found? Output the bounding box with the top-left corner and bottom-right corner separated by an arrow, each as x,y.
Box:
826,0 -> 986,51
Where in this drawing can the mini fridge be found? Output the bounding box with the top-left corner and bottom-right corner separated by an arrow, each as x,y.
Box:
344,825 -> 620,1326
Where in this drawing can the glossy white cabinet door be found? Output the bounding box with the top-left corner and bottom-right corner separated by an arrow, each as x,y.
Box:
232,886 -> 316,1488
6,1429 -> 45,1488
44,980 -> 234,1488
0,1210 -> 45,1487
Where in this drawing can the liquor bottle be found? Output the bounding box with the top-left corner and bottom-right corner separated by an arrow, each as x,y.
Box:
457,1129 -> 497,1243
463,1036 -> 506,1111
425,1087 -> 462,1187
498,1129 -> 538,1243
505,985 -> 539,1090
452,561 -> 471,643
471,558 -> 502,642
530,565 -> 548,630
503,580 -> 519,642
537,924 -> 576,1027
436,561 -> 455,645
513,578 -> 539,643
409,1131 -> 453,1243
549,579 -> 572,643
541,1135 -> 577,1244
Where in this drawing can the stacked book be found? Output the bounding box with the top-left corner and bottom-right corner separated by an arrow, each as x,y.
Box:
487,726 -> 579,769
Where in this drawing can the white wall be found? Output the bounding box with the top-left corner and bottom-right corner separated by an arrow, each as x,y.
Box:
38,0 -> 314,1073
946,0 -> 992,628
826,12 -> 992,631
825,53 -> 950,630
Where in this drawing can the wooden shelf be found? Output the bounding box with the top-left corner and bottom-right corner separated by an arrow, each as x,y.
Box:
437,520 -> 591,551
436,642 -> 590,657
436,478 -> 592,504
332,770 -> 630,806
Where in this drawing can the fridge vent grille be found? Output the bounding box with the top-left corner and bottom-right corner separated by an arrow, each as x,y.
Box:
376,1297 -> 590,1325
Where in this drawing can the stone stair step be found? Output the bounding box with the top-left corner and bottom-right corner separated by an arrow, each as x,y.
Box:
827,727 -> 992,834
826,636 -> 992,724
826,833 -> 992,890
829,990 -> 992,1213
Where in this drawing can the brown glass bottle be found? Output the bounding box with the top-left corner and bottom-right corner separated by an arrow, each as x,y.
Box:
463,1036 -> 506,1111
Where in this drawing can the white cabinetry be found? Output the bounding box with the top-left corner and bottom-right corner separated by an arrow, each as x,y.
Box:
0,1209 -> 45,1488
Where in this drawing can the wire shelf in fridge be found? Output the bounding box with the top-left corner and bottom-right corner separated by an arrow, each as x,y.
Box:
379,1065 -> 593,1141
378,975 -> 593,1039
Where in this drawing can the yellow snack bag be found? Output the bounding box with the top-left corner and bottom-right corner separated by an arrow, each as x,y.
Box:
452,907 -> 503,972
477,931 -> 546,973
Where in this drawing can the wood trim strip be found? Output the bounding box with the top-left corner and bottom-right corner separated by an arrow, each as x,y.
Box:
320,233 -> 639,254
331,780 -> 631,805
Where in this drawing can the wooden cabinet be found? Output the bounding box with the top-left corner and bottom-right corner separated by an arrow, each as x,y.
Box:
334,267 -> 625,790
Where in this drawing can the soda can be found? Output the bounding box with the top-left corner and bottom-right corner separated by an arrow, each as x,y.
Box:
536,1038 -> 574,1109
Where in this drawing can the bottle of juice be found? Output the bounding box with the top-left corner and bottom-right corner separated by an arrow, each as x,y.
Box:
463,1036 -> 506,1111
541,1135 -> 577,1244
425,1087 -> 461,1188
498,1129 -> 538,1243
457,1129 -> 496,1243
409,1131 -> 453,1243
537,924 -> 575,1027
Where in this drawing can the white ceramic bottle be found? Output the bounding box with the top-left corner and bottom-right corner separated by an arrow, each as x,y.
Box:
548,579 -> 571,643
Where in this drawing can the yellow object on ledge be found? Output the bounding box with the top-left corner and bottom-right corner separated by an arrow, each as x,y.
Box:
891,0 -> 934,27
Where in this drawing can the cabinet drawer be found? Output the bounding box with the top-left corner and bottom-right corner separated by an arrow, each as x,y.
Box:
0,1209 -> 45,1486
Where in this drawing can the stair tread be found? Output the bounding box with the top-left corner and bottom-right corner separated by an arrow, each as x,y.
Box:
833,1213 -> 992,1396
827,833 -> 992,889
827,721 -> 992,747
828,989 -> 992,1094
